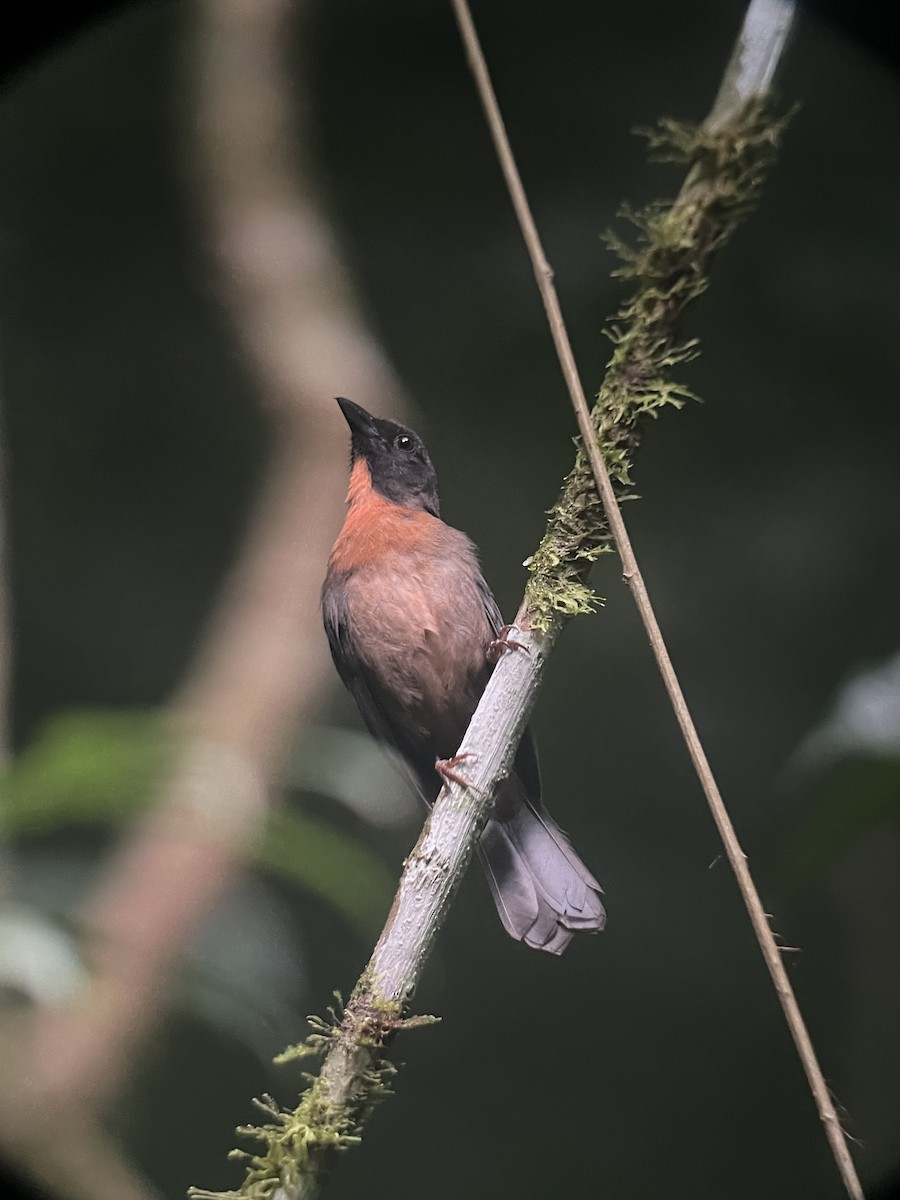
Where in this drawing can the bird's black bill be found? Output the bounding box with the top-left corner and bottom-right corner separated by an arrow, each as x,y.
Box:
336,396 -> 379,438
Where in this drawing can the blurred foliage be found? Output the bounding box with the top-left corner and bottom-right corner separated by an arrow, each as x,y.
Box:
0,708 -> 168,834
285,725 -> 418,828
259,812 -> 393,941
0,902 -> 88,1004
0,708 -> 394,939
784,754 -> 900,886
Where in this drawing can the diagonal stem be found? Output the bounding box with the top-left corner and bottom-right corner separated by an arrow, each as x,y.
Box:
450,2 -> 864,1199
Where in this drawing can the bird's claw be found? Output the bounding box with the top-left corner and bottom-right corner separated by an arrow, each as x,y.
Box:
487,624 -> 527,665
435,752 -> 473,789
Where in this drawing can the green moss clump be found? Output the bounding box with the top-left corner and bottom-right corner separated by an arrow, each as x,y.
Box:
189,988 -> 436,1199
186,1084 -> 364,1200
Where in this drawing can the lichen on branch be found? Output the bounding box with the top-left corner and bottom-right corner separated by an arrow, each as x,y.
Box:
525,97 -> 791,632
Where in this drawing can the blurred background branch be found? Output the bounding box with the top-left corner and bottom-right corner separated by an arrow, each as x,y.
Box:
1,0 -> 408,1193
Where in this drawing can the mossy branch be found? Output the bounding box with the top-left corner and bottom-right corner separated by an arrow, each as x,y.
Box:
191,6 -> 799,1199
189,995 -> 411,1200
525,99 -> 791,631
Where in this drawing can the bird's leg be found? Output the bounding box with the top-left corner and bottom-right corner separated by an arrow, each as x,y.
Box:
435,752 -> 473,789
487,624 -> 527,664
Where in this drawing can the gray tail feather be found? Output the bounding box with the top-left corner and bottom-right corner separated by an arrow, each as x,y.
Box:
478,781 -> 606,955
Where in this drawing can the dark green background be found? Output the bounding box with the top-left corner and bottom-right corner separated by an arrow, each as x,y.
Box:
2,2 -> 899,1198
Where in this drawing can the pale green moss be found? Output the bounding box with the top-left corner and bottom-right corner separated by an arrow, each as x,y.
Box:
189,986 -> 438,1199
187,1081 -> 364,1200
525,98 -> 791,632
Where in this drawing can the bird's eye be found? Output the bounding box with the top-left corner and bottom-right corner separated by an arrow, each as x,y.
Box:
395,434 -> 414,452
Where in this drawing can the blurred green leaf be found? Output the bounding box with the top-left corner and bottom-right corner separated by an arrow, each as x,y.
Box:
0,709 -> 396,938
287,724 -> 417,827
781,754 -> 900,887
0,708 -> 169,834
260,812 -> 394,939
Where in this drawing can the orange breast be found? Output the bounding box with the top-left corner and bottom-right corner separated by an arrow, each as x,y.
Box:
328,460 -> 437,572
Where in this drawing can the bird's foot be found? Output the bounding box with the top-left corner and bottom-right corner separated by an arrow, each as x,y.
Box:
487,624 -> 527,664
435,752 -> 473,789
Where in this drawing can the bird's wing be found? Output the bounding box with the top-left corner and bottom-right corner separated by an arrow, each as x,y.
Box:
323,586 -> 432,785
324,593 -> 392,742
474,571 -> 504,637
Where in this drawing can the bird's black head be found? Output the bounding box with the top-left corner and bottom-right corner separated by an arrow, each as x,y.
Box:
336,397 -> 440,516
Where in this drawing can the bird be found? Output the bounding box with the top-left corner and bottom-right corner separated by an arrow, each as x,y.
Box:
321,397 -> 605,954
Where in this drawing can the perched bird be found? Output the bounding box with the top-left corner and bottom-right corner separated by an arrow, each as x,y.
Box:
321,397 -> 605,953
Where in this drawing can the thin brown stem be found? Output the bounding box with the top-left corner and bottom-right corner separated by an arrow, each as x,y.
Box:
451,2 -> 863,1199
